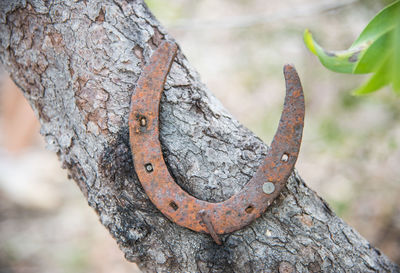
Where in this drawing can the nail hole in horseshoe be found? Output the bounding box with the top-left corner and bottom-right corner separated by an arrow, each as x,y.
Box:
145,163 -> 153,173
139,116 -> 147,127
245,205 -> 254,213
169,201 -> 179,211
281,153 -> 289,162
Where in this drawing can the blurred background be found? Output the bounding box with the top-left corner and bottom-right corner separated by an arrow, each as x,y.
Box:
0,0 -> 399,272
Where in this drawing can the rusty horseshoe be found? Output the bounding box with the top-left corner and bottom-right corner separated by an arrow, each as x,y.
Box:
129,41 -> 305,245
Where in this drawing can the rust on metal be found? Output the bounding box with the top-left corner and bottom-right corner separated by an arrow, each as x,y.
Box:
129,41 -> 305,244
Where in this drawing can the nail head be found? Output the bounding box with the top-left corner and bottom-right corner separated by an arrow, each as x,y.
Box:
145,163 -> 153,172
263,182 -> 275,194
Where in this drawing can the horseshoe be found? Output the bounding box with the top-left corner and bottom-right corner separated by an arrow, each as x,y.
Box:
129,41 -> 305,245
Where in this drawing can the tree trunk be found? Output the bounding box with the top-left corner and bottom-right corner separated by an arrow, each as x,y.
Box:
0,1 -> 398,272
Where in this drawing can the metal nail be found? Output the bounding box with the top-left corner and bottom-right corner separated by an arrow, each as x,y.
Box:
263,182 -> 275,194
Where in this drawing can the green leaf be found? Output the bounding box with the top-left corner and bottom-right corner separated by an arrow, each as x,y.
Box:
353,56 -> 391,95
351,0 -> 400,48
353,31 -> 392,74
303,29 -> 360,73
393,17 -> 400,93
304,0 -> 400,94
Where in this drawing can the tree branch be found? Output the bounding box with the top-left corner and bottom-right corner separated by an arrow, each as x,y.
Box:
168,0 -> 359,31
0,0 -> 398,272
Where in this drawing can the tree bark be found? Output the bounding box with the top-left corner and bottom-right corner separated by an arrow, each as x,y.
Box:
0,1 -> 398,272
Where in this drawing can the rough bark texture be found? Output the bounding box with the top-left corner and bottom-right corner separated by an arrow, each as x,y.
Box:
0,1 -> 398,272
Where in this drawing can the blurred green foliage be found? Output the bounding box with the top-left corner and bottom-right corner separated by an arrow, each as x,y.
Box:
330,199 -> 350,218
304,1 -> 400,95
144,0 -> 183,22
59,245 -> 90,273
319,117 -> 345,145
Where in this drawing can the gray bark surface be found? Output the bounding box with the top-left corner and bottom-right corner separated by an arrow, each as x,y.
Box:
0,1 -> 398,272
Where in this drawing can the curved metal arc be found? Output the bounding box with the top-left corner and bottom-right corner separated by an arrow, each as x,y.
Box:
129,41 -> 305,239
